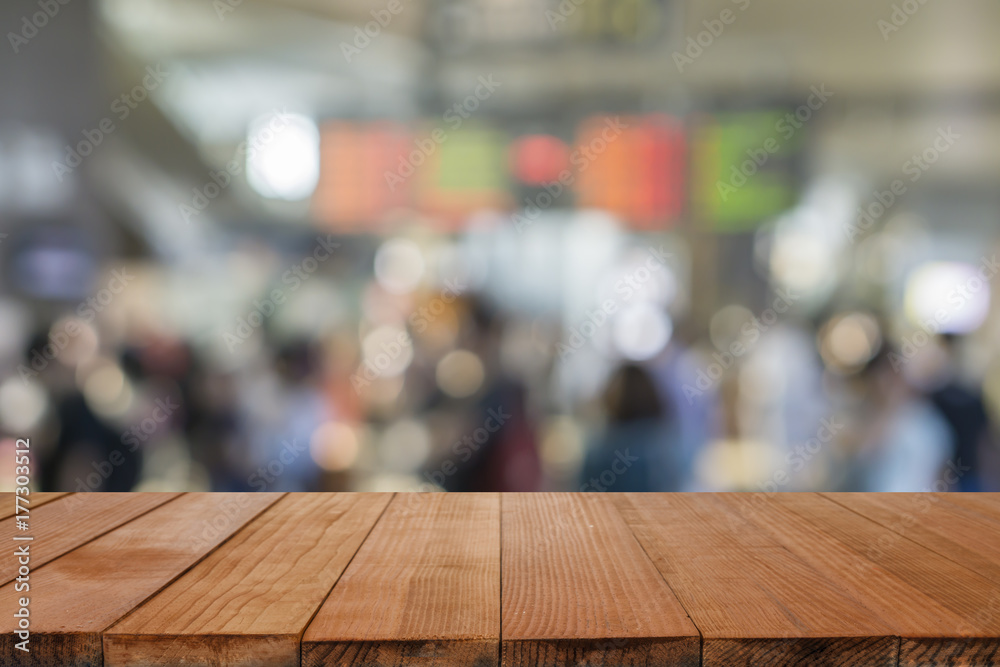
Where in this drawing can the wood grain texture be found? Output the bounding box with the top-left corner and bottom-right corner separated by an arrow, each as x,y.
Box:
824,492 -> 1000,587
501,493 -> 700,667
105,493 -> 392,667
302,493 -> 500,667
720,493 -> 997,664
306,640 -> 497,667
770,493 -> 1000,667
503,638 -> 703,667
0,492 -> 178,585
931,492 -> 1000,521
0,492 -> 281,667
1,492 -> 997,667
615,493 -> 897,667
0,491 -> 68,520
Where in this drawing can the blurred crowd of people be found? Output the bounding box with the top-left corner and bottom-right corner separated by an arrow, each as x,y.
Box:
2,0 -> 999,496
4,243 -> 996,494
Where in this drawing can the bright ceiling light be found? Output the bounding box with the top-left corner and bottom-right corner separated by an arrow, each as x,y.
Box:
246,112 -> 320,201
375,238 -> 425,295
613,303 -> 672,361
905,262 -> 991,335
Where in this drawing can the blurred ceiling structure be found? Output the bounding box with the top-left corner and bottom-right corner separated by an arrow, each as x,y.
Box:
5,0 -> 999,252
92,0 -> 1000,183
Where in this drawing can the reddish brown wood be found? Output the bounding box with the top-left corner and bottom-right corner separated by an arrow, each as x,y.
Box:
302,493 -> 501,667
0,492 -> 68,520
0,493 -> 282,667
615,493 -> 898,666
0,492 -> 994,667
104,493 -> 391,667
0,493 -> 178,585
775,493 -> 1000,666
502,493 -> 700,667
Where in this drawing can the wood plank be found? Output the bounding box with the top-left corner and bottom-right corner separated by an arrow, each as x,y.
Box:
931,492 -> 1000,521
772,493 -> 1000,667
0,493 -> 179,585
501,493 -> 700,667
719,493 -> 997,663
0,492 -> 69,520
104,493 -> 392,667
615,493 -> 898,667
824,492 -> 1000,587
0,492 -> 282,667
302,493 -> 500,667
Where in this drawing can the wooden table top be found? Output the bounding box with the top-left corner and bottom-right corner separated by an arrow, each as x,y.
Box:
2,492 -> 999,667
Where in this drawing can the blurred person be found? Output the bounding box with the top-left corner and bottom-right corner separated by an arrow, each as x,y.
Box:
179,348 -> 245,491
580,363 -> 681,492
851,348 -> 952,492
744,322 -> 832,490
428,295 -> 542,492
926,334 -> 991,492
30,332 -> 142,492
239,339 -> 330,492
118,338 -> 200,489
648,339 -> 716,490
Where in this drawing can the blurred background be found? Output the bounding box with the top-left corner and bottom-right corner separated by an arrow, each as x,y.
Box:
1,0 -> 999,493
